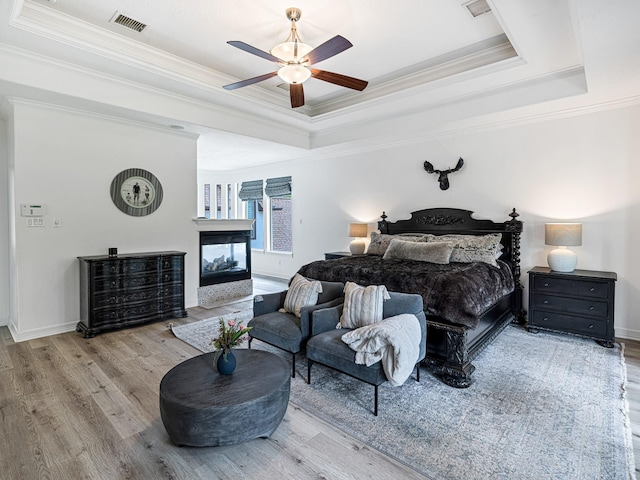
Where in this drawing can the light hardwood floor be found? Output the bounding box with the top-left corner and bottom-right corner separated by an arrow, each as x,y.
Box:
1,277 -> 638,479
0,277 -> 425,480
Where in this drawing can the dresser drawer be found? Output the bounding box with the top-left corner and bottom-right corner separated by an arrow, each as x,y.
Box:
531,293 -> 608,318
92,284 -> 183,309
93,272 -> 180,292
532,276 -> 609,299
92,258 -> 161,277
530,311 -> 608,338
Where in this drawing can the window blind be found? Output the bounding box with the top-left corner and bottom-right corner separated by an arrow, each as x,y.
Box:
238,180 -> 263,201
265,176 -> 292,197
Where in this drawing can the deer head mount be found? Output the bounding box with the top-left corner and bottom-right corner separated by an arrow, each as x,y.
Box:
423,157 -> 464,190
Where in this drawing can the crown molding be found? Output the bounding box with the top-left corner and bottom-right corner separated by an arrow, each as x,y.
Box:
11,1 -> 293,108
308,35 -> 519,117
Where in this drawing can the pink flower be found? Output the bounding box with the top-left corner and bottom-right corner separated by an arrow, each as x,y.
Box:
228,319 -> 236,327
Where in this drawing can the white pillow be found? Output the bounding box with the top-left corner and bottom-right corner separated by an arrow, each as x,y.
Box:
282,274 -> 323,318
339,281 -> 391,328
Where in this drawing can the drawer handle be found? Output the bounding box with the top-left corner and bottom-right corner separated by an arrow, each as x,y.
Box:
590,287 -> 595,292
544,283 -> 549,287
543,317 -> 548,321
589,324 -> 594,329
543,300 -> 549,304
589,306 -> 594,311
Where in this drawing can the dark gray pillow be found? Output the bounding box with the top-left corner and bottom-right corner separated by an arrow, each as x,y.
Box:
383,239 -> 454,264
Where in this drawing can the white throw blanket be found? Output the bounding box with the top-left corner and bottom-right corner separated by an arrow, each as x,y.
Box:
341,314 -> 421,387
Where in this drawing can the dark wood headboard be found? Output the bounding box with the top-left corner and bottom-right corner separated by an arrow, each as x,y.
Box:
378,207 -> 524,321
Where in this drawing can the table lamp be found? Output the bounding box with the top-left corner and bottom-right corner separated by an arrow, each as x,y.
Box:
348,223 -> 368,255
545,223 -> 582,272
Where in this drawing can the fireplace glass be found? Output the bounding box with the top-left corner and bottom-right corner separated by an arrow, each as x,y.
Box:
200,231 -> 251,286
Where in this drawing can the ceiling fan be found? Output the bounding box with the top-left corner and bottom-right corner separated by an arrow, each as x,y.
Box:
223,7 -> 368,108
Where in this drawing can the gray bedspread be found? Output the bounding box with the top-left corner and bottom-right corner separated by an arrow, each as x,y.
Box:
297,256 -> 514,329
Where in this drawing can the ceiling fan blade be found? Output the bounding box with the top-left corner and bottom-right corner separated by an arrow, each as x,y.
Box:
302,35 -> 353,65
289,83 -> 305,108
310,69 -> 368,91
227,41 -> 282,63
223,71 -> 278,90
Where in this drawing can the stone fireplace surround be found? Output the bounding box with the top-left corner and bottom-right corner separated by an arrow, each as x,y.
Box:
193,219 -> 255,308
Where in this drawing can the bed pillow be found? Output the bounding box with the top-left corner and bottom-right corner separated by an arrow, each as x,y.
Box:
383,238 -> 454,264
339,281 -> 391,328
423,233 -> 502,267
282,274 -> 323,318
367,232 -> 426,256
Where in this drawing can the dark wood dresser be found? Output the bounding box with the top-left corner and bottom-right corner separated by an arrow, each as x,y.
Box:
77,251 -> 187,337
527,266 -> 617,347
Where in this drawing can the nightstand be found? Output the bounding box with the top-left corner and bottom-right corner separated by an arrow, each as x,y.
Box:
527,267 -> 617,347
324,251 -> 353,260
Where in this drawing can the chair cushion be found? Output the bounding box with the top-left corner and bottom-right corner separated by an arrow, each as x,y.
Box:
306,329 -> 387,386
248,311 -> 303,353
282,273 -> 323,318
340,282 -> 390,328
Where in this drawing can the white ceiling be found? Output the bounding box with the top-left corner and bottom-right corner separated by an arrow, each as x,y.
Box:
1,0 -> 639,170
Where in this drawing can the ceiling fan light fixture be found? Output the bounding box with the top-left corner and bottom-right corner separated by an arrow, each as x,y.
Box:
277,64 -> 311,84
271,41 -> 313,63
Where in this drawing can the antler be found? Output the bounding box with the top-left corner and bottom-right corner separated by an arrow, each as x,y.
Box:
423,161 -> 437,174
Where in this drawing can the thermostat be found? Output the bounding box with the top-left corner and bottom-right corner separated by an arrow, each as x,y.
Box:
21,204 -> 44,217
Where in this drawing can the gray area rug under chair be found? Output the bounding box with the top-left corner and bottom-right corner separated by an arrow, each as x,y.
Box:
172,311 -> 635,480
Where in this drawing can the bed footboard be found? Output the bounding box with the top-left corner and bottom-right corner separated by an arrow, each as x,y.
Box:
423,295 -> 515,387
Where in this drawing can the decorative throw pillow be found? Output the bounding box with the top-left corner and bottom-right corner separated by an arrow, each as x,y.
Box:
423,233 -> 502,267
339,281 -> 391,328
383,239 -> 454,264
282,274 -> 323,318
367,232 -> 426,256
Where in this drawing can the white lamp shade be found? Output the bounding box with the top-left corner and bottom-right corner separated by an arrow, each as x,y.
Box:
277,64 -> 311,84
271,41 -> 313,62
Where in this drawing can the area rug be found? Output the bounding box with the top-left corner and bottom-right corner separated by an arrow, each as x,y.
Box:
172,317 -> 635,480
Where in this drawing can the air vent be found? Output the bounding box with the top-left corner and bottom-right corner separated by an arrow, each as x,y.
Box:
110,11 -> 147,32
463,0 -> 492,18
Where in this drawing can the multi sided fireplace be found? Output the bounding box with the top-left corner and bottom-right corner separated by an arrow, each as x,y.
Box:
199,230 -> 251,287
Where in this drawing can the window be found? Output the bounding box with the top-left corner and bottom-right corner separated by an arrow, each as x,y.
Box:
238,180 -> 264,249
204,184 -> 210,219
265,176 -> 292,253
238,177 -> 292,253
215,184 -> 222,219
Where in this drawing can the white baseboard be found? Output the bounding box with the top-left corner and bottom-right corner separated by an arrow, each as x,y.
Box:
8,320 -> 77,343
616,327 -> 640,342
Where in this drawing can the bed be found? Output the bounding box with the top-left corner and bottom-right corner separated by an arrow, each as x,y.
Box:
297,207 -> 525,388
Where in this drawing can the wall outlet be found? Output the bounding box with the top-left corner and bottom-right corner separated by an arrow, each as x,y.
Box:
26,218 -> 45,227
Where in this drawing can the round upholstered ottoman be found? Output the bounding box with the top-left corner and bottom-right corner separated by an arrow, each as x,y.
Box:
159,349 -> 290,447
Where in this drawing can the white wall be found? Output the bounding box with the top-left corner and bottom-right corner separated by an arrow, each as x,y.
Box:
8,100 -> 199,341
200,103 -> 640,340
0,117 -> 8,326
